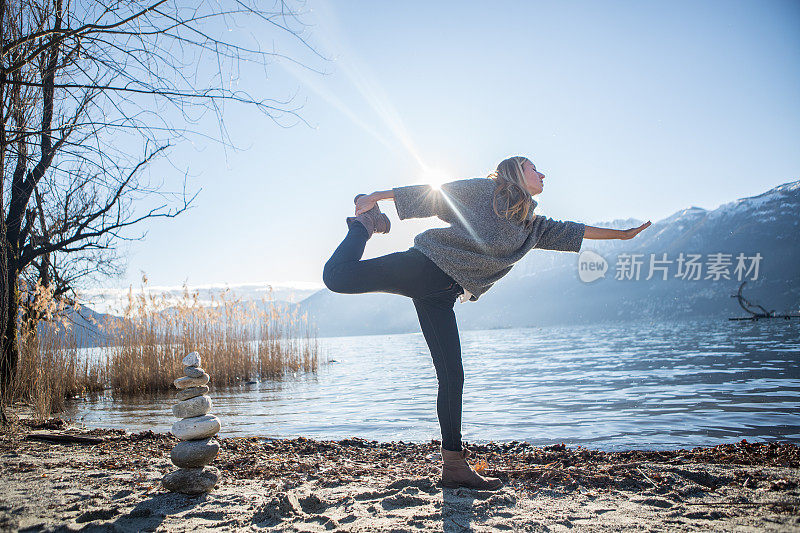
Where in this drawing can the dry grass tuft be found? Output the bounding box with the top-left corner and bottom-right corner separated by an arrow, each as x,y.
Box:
9,279 -> 104,419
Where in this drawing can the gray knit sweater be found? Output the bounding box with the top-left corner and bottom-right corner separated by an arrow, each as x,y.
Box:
392,177 -> 586,301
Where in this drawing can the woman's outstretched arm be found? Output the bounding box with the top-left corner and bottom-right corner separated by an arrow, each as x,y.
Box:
359,179 -> 484,220
584,221 -> 651,240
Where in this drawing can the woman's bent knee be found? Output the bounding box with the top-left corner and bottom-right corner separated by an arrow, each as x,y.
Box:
322,262 -> 341,293
323,262 -> 357,293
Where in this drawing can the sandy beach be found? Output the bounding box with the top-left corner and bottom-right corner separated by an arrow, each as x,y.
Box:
1,420 -> 798,532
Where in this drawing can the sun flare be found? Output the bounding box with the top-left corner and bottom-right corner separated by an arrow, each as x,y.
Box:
421,166 -> 450,190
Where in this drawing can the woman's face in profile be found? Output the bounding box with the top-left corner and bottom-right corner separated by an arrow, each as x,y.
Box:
521,159 -> 545,196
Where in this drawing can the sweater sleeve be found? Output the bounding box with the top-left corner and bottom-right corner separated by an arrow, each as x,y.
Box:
392,178 -> 481,221
533,216 -> 586,252
392,184 -> 440,220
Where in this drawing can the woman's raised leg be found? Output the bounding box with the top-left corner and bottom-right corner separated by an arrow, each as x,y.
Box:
322,221 -> 371,290
323,220 -> 448,298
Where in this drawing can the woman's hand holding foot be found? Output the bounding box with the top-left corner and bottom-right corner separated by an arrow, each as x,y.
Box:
355,194 -> 378,216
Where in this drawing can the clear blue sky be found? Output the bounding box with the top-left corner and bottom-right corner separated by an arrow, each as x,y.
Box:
83,0 -> 800,300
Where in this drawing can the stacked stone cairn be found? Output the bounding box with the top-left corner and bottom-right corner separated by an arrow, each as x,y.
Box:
161,352 -> 222,494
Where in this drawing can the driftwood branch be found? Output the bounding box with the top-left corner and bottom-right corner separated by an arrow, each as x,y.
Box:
26,431 -> 106,444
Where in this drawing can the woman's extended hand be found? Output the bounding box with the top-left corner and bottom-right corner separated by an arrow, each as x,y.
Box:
355,193 -> 378,216
620,221 -> 651,240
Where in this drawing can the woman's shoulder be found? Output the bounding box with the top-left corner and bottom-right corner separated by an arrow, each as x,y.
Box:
445,176 -> 497,193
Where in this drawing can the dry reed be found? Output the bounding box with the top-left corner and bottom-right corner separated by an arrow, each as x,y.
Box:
7,277 -> 320,417
101,278 -> 319,394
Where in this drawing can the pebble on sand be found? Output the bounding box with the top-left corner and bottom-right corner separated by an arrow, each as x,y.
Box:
171,415 -> 221,441
182,352 -> 201,367
174,373 -> 210,390
161,466 -> 219,494
172,395 -> 212,419
170,438 -> 220,468
176,385 -> 209,401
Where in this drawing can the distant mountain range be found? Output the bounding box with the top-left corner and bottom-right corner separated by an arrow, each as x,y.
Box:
64,179 -> 800,344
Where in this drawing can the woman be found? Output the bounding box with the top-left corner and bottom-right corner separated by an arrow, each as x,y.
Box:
322,155 -> 650,490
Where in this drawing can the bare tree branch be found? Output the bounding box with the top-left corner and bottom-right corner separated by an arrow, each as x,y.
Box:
1,0 -> 327,397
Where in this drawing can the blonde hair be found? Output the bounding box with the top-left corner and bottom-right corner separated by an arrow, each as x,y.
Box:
489,155 -> 535,228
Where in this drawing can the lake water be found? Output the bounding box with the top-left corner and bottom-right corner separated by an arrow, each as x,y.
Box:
65,317 -> 800,451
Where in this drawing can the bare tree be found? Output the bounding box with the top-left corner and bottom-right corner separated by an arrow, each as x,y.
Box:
0,0 -> 326,412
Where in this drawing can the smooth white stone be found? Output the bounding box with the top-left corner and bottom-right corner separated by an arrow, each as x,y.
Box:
172,395 -> 212,419
171,415 -> 220,441
170,438 -> 219,468
176,385 -> 209,401
174,373 -> 209,389
182,352 -> 201,367
162,466 -> 219,494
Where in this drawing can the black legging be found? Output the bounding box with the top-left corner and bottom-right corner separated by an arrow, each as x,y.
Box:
322,220 -> 466,451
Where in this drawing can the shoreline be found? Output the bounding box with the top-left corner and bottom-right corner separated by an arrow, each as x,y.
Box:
1,420 -> 798,532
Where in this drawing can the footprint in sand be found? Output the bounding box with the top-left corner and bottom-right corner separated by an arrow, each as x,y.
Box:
254,492 -> 304,522
683,510 -> 729,520
353,478 -> 437,505
632,497 -> 674,509
386,477 -> 438,494
472,492 -> 517,512
76,507 -> 120,523
380,489 -> 430,511
297,492 -> 330,514
353,489 -> 399,501
339,513 -> 358,524
182,510 -> 226,520
303,514 -> 340,530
